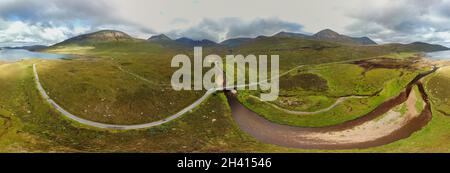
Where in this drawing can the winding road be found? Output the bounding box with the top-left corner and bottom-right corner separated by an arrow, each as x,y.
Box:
32,61 -> 301,130
33,63 -> 217,130
33,61 -> 438,149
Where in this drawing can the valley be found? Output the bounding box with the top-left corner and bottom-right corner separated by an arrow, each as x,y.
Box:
0,29 -> 450,152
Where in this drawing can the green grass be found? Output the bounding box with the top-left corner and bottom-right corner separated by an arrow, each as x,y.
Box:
37,41 -> 211,125
382,52 -> 418,59
0,61 -> 292,152
4,61 -> 449,153
237,62 -> 419,127
425,67 -> 450,115
413,85 -> 425,112
233,36 -> 423,72
1,37 -> 448,152
37,59 -> 203,125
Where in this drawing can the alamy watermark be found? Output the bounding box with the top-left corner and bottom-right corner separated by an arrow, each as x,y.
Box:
170,47 -> 279,101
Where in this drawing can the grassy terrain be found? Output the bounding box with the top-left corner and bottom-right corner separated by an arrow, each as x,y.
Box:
38,41 -> 208,125
237,59 -> 420,127
1,33 -> 449,152
233,37 -> 428,72
0,61 -> 292,152
37,59 -> 203,125
1,61 -> 449,153
425,66 -> 450,115
346,76 -> 450,153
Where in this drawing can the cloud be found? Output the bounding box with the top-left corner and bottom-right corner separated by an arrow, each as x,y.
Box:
166,18 -> 304,42
3,0 -> 449,46
346,0 -> 450,45
0,0 -> 155,46
0,20 -> 91,46
0,0 -> 120,27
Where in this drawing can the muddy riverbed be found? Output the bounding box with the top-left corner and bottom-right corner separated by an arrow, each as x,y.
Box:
225,67 -> 436,149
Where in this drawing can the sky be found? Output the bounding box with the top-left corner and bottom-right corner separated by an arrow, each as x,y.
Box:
1,0 -> 450,46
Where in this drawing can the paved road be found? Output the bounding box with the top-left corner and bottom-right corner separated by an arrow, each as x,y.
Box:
33,64 -> 217,130
32,62 -> 313,130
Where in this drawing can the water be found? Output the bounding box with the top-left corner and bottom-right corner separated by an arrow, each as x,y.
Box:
425,50 -> 450,60
0,49 -> 68,62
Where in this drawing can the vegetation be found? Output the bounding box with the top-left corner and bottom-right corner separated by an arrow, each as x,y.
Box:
238,62 -> 419,127
425,66 -> 450,115
39,40 -> 210,125
0,61 -> 290,152
1,29 -> 449,152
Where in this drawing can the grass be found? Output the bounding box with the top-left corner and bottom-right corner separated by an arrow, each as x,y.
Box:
37,59 -> 203,125
233,36 -> 424,72
348,79 -> 450,152
1,37 -> 449,152
37,41 -> 209,125
413,85 -> 425,112
237,61 -> 419,127
382,52 -> 418,59
425,66 -> 450,115
0,61 -> 292,152
4,61 -> 449,153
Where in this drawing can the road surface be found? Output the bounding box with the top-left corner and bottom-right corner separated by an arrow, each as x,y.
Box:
33,63 -> 217,130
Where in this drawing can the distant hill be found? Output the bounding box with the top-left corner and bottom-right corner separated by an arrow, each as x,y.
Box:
175,37 -> 219,47
220,38 -> 253,47
148,34 -> 172,42
381,42 -> 450,52
54,30 -> 134,46
406,42 -> 449,52
273,31 -> 310,39
46,29 -> 448,55
312,29 -> 377,45
270,29 -> 377,45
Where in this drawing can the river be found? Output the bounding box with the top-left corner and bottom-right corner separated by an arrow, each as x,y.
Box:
225,67 -> 437,149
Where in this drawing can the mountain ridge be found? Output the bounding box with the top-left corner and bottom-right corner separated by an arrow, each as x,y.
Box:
148,34 -> 172,42
53,30 -> 135,46
312,29 -> 378,45
49,29 -> 449,52
174,37 -> 219,47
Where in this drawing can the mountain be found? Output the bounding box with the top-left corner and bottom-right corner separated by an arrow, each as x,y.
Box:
54,30 -> 134,46
382,42 -> 450,52
148,34 -> 172,42
407,42 -> 449,51
271,29 -> 377,45
273,31 -> 310,39
175,37 -> 219,47
312,29 -> 377,45
46,29 -> 447,54
220,38 -> 253,47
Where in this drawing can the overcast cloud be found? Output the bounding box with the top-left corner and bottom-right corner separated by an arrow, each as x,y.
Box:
1,0 -> 450,46
0,0 -> 153,46
346,0 -> 450,45
167,18 -> 304,42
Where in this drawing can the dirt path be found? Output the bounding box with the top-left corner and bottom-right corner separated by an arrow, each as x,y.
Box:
116,66 -> 173,88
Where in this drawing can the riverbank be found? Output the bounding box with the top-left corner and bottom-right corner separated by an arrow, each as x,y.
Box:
226,67 -> 436,149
